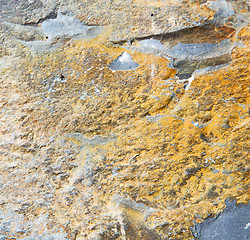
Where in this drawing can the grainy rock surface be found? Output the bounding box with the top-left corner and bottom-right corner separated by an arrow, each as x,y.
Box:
0,0 -> 249,239
197,200 -> 250,240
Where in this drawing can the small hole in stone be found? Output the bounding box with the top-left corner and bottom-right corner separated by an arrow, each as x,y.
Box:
60,74 -> 65,80
151,13 -> 154,17
45,36 -> 48,39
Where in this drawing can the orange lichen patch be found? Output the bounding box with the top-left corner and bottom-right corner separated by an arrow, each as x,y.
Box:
203,114 -> 229,140
200,3 -> 217,18
232,117 -> 250,131
217,26 -> 236,38
159,115 -> 183,127
237,26 -> 250,41
12,18 -> 249,239
121,205 -> 146,223
163,25 -> 237,45
162,68 -> 177,79
179,118 -> 201,138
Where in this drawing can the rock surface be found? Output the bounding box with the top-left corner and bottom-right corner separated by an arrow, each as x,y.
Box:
0,0 -> 249,239
197,200 -> 250,240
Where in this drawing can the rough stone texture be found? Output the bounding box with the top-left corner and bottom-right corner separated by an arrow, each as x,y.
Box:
197,200 -> 250,240
0,0 -> 249,239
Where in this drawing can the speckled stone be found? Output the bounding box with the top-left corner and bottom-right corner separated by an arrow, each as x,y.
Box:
0,1 -> 249,239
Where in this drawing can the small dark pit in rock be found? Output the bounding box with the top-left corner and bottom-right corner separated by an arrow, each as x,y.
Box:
200,133 -> 211,143
183,82 -> 188,90
60,74 -> 65,80
184,167 -> 200,177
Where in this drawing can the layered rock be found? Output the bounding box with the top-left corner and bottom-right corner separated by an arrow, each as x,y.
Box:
0,0 -> 249,239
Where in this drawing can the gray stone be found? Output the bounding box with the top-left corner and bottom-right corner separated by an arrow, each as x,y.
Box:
2,21 -> 45,41
206,0 -> 235,18
166,42 -> 216,60
41,13 -> 102,40
132,39 -> 168,56
63,133 -> 115,147
19,40 -> 62,52
21,233 -> 68,240
112,194 -> 155,216
197,200 -> 250,240
165,40 -> 234,61
0,0 -> 57,25
109,52 -> 139,71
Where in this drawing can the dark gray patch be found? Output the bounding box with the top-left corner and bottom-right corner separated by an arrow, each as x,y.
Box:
196,199 -> 250,240
177,73 -> 192,79
174,54 -> 231,77
166,42 -> 217,60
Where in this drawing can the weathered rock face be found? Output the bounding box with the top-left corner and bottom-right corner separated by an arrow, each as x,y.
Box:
0,0 -> 249,239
